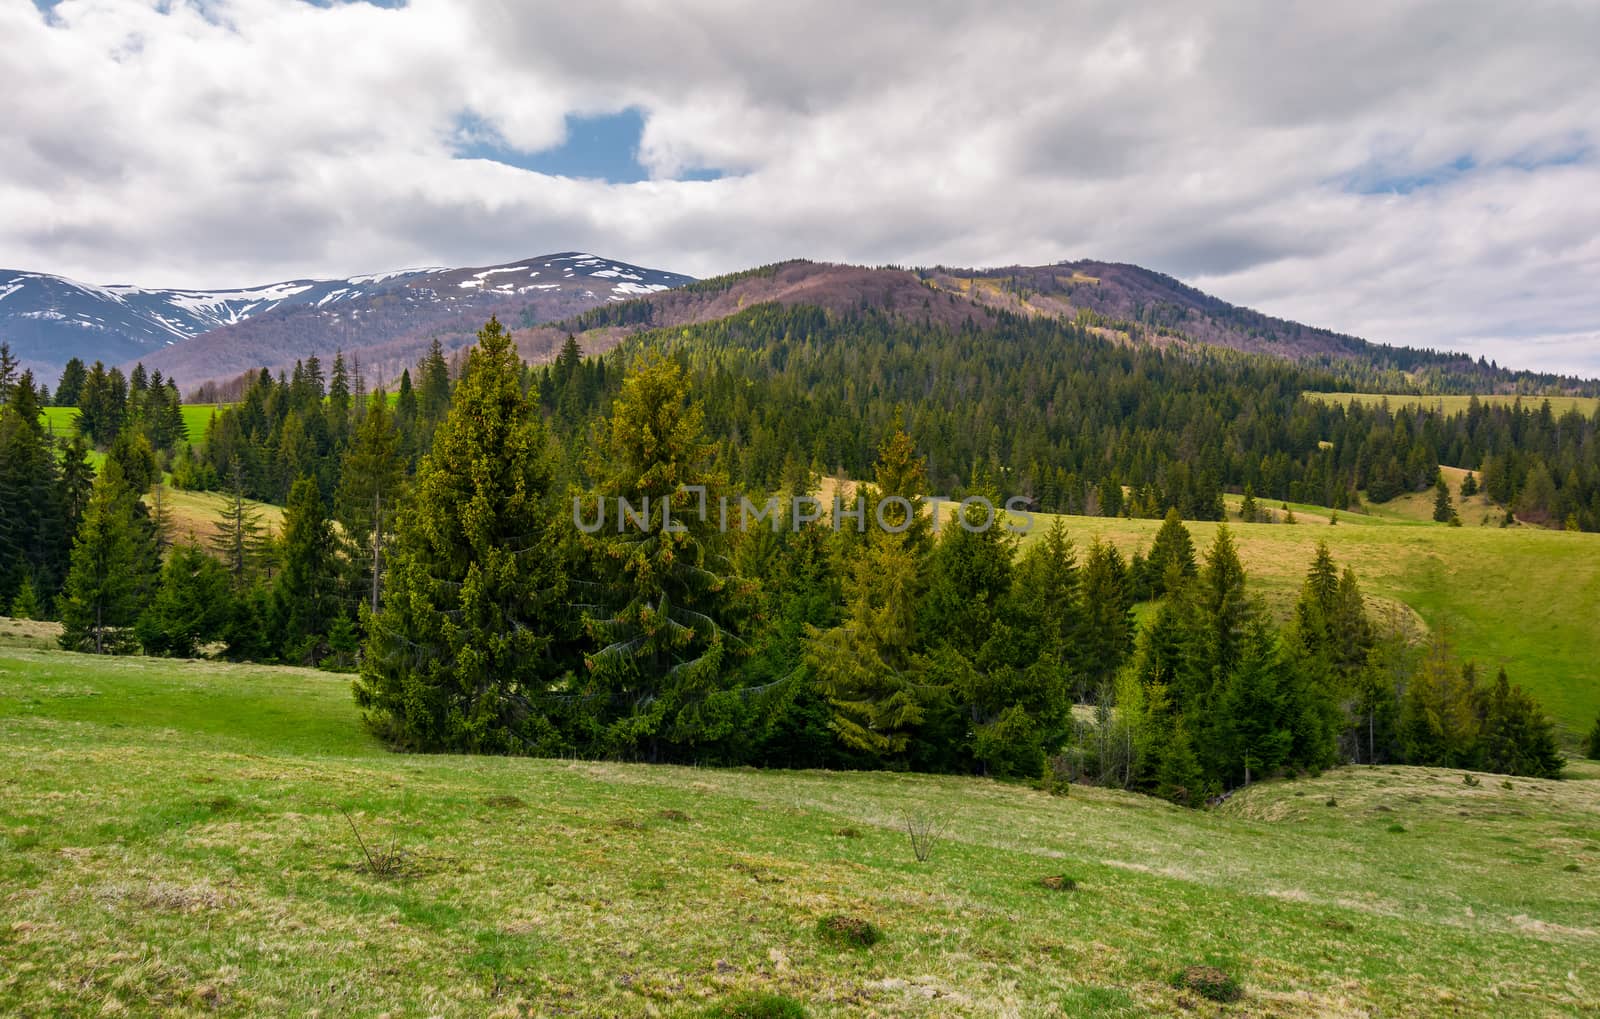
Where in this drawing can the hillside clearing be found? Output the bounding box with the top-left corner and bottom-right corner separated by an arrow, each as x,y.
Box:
1021,504 -> 1600,736
1304,392 -> 1600,418
1,646 -> 1598,1017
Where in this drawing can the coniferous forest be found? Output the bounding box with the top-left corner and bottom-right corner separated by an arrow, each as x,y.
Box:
0,306 -> 1585,803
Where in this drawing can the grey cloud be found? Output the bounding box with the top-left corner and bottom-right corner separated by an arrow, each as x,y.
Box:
3,0 -> 1600,373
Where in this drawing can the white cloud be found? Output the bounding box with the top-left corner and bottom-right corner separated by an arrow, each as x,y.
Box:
3,0 -> 1599,374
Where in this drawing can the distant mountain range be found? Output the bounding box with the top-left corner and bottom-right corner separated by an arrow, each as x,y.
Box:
3,253 -> 1593,396
0,254 -> 692,387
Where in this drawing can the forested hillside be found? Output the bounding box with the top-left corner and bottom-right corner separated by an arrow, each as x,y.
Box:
1,306 -> 1594,803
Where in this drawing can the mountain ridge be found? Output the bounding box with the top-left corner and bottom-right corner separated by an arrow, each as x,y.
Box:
0,253 -> 693,385
5,254 -> 1597,397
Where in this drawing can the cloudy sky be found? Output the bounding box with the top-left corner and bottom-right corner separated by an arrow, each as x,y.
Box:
5,0 -> 1600,375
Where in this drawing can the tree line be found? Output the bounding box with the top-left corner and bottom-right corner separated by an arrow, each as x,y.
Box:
0,319 -> 1582,796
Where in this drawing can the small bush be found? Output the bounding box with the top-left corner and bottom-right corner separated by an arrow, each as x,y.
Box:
610,817 -> 646,831
1386,823 -> 1407,834
1172,965 -> 1243,1003
657,809 -> 690,822
1462,774 -> 1480,787
834,827 -> 862,839
700,991 -> 809,1019
815,914 -> 881,949
1040,875 -> 1078,892
1041,754 -> 1074,796
483,795 -> 525,810
1502,780 -> 1515,790
1563,863 -> 1582,873
1320,917 -> 1355,932
1324,797 -> 1338,807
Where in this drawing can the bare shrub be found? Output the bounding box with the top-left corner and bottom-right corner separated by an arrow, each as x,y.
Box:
338,806 -> 406,877
901,809 -> 951,863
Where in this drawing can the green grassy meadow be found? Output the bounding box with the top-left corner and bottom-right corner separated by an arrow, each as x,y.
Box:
1303,391 -> 1600,418
1016,496 -> 1600,737
39,404 -> 224,446
2,642 -> 1599,1017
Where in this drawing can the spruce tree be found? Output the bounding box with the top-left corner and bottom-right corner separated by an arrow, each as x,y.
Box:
581,352 -> 749,758
0,375 -> 67,608
0,343 -> 16,406
1479,668 -> 1564,778
1239,484 -> 1258,523
59,461 -> 157,653
273,476 -> 341,664
136,541 -> 234,657
9,577 -> 39,620
1587,713 -> 1600,761
1145,508 -> 1197,597
1432,476 -> 1455,523
356,317 -> 575,753
210,460 -> 269,585
1076,538 -> 1135,697
807,527 -> 926,758
55,358 -> 87,407
1459,472 -> 1478,499
335,389 -> 404,616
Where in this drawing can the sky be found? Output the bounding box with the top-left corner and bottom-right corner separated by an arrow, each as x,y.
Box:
4,0 -> 1600,376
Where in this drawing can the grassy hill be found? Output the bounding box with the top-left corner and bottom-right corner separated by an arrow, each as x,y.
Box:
1304,392 -> 1600,417
1014,500 -> 1600,737
1,643 -> 1598,1016
39,404 -> 225,446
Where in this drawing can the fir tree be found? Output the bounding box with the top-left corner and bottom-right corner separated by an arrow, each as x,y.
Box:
1076,538 -> 1135,696
0,343 -> 16,406
807,527 -> 926,758
273,476 -> 341,664
1459,471 -> 1478,499
335,388 -> 404,616
356,318 -> 575,753
1432,476 -> 1455,523
581,352 -> 749,758
210,459 -> 270,585
1144,508 -> 1197,597
55,357 -> 87,407
59,461 -> 158,654
1478,668 -> 1564,778
0,375 -> 67,608
9,577 -> 39,619
136,541 -> 234,657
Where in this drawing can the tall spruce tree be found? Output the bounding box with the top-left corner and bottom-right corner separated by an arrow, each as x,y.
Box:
273,476 -> 341,664
335,389 -> 404,616
580,352 -> 749,759
1076,538 -> 1135,697
210,459 -> 269,585
59,461 -> 157,653
356,318 -> 575,753
0,376 -> 68,608
1144,508 -> 1197,597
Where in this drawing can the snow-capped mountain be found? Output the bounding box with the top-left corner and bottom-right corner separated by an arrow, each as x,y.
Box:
0,253 -> 693,383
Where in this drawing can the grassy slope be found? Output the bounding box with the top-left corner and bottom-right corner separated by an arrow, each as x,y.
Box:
1020,498 -> 1600,736
40,404 -> 225,446
1,646 -> 1598,1017
158,486 -> 285,544
1304,392 -> 1600,417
